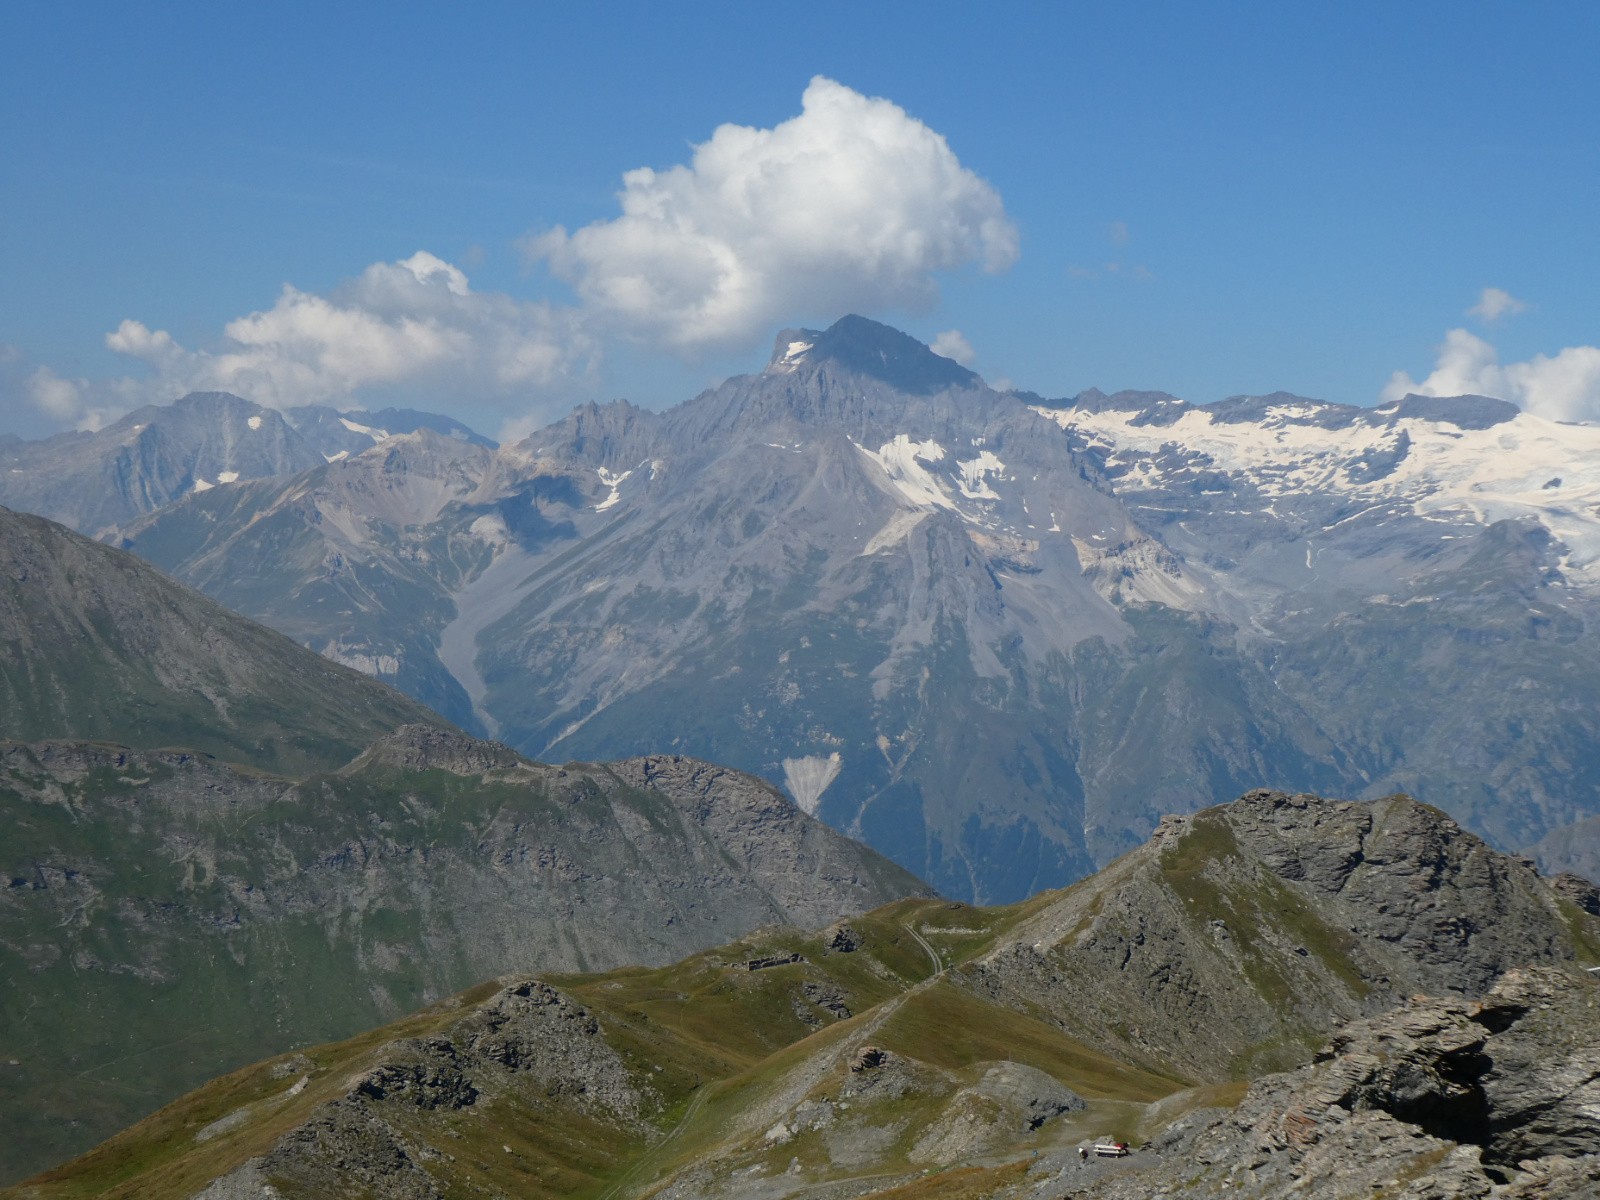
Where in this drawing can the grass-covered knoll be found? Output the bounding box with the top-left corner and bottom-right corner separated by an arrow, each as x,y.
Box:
873,982 -> 1180,1102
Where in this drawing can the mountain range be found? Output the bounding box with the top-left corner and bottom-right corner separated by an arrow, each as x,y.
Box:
7,313 -> 1600,1195
29,314 -> 1596,903
0,395 -> 491,539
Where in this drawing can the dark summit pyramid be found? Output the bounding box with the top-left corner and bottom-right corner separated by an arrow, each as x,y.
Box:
767,313 -> 982,394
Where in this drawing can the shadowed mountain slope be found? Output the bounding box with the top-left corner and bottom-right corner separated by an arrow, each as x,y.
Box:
0,506 -> 445,775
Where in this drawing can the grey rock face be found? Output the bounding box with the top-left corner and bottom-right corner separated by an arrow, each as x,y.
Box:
1052,968 -> 1600,1199
965,791 -> 1596,1082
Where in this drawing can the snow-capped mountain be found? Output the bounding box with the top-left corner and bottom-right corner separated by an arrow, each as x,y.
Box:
0,392 -> 495,538
115,317 -> 1600,900
0,392 -> 325,537
1041,387 -> 1600,595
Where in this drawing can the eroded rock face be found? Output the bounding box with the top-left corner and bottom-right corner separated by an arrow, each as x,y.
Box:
1479,967 -> 1600,1163
351,725 -> 524,776
1551,871 -> 1600,916
962,791 -> 1593,1082
907,1062 -> 1084,1165
1226,791 -> 1568,997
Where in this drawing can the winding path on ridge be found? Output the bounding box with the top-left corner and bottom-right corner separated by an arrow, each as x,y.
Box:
903,921 -> 943,977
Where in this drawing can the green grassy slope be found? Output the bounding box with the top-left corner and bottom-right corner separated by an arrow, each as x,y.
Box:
0,506 -> 447,775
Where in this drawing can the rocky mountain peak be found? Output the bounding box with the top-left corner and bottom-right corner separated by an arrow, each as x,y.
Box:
978,787 -> 1598,1083
1376,391 -> 1520,430
347,723 -> 525,776
764,314 -> 982,395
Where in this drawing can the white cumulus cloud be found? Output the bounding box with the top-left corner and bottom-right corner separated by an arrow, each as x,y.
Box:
1468,286 -> 1527,322
24,366 -> 86,421
19,364 -> 129,431
528,76 -> 1018,354
1384,327 -> 1600,422
931,329 -> 976,365
105,251 -> 596,413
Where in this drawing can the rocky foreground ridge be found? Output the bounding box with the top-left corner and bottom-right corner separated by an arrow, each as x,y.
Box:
11,788 -> 1598,1199
0,726 -> 926,1184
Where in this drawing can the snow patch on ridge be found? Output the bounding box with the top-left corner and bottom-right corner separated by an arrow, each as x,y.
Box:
861,509 -> 930,556
855,435 -> 954,509
247,415 -> 262,430
595,467 -> 633,512
955,449 -> 1006,500
783,752 -> 841,815
339,417 -> 389,442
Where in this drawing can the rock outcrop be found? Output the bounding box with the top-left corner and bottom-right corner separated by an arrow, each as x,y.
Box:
962,790 -> 1595,1081
1054,967 -> 1600,1198
247,982 -> 648,1200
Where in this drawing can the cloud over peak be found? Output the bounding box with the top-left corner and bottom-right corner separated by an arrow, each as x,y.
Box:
104,251 -> 595,413
931,329 -> 976,366
25,80 -> 1014,434
529,76 -> 1018,354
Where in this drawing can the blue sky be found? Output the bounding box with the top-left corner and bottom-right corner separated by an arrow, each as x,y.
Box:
3,1 -> 1598,439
